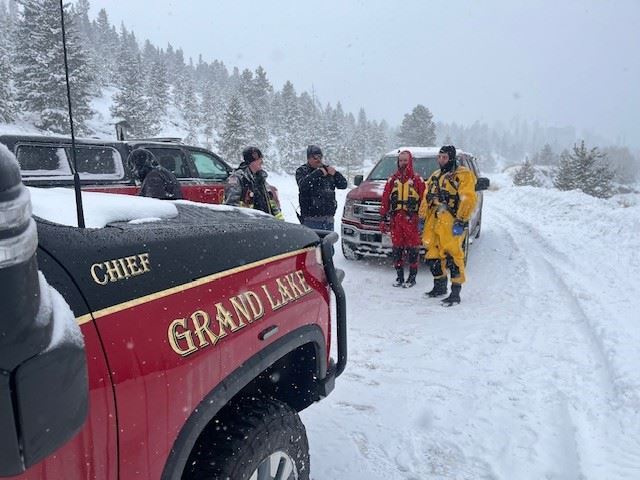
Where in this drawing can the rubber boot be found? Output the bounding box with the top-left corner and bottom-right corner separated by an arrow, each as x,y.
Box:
425,277 -> 447,297
441,283 -> 461,306
403,267 -> 417,288
393,267 -> 405,287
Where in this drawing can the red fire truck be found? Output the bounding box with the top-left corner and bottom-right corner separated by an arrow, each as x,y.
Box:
0,145 -> 346,479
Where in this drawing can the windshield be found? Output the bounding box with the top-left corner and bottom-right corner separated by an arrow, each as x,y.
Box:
368,155 -> 439,180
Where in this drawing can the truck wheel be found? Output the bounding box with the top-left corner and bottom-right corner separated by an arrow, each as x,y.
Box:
341,240 -> 362,260
474,211 -> 482,239
462,230 -> 470,266
188,398 -> 310,480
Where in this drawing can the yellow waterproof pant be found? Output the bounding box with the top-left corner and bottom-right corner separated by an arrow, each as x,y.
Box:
424,211 -> 466,284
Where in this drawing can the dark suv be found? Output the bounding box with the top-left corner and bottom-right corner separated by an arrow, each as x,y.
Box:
0,135 -> 238,205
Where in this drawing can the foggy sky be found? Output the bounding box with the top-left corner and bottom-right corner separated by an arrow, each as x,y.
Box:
89,0 -> 640,147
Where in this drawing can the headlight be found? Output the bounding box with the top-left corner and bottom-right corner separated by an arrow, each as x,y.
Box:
343,199 -> 356,220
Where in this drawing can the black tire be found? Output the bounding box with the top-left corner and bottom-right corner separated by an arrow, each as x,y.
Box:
462,230 -> 470,266
341,240 -> 362,260
474,210 -> 482,239
187,398 -> 310,480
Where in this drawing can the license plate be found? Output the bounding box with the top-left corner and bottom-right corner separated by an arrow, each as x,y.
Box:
381,234 -> 392,247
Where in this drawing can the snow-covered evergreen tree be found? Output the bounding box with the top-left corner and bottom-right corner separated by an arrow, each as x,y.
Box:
0,0 -> 15,122
246,66 -> 272,150
217,95 -> 249,165
554,141 -> 613,198
275,81 -> 303,173
15,0 -> 94,133
398,104 -> 436,146
111,50 -> 155,136
513,158 -> 541,186
146,57 -> 169,123
92,9 -> 119,85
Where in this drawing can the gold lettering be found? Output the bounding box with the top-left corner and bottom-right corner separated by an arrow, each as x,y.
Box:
168,318 -> 198,356
277,278 -> 295,305
90,263 -> 108,285
295,270 -> 313,293
245,291 -> 264,320
138,253 -> 151,272
125,255 -> 142,276
215,302 -> 240,336
262,284 -> 283,310
190,310 -> 219,347
230,295 -> 251,326
117,258 -> 132,279
285,273 -> 305,298
104,260 -> 125,282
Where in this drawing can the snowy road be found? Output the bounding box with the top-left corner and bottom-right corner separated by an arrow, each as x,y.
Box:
270,174 -> 640,480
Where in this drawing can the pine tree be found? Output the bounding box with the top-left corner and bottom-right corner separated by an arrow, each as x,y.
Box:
554,141 -> 613,198
537,143 -> 556,165
275,81 -> 303,173
217,96 -> 249,165
145,57 -> 169,132
0,0 -> 15,122
246,66 -> 272,149
92,9 -> 119,85
513,158 -> 540,186
15,0 -> 94,133
398,104 -> 436,146
111,53 -> 154,137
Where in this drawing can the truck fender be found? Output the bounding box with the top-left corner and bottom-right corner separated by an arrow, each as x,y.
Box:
160,324 -> 327,480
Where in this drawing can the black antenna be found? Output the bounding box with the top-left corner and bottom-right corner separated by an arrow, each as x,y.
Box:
59,0 -> 85,228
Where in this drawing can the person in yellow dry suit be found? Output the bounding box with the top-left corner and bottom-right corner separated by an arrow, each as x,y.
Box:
419,145 -> 477,306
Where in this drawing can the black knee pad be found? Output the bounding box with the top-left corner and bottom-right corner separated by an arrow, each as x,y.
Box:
427,258 -> 443,277
446,254 -> 460,278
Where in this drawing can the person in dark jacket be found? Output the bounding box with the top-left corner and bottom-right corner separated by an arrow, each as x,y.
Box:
224,146 -> 284,219
129,148 -> 183,200
295,145 -> 347,230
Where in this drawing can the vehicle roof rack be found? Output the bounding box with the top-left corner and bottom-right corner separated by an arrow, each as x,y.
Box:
131,137 -> 185,144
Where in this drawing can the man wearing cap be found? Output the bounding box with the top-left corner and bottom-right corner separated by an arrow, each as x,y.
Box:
224,146 -> 283,219
295,145 -> 348,230
419,145 -> 477,306
129,148 -> 183,200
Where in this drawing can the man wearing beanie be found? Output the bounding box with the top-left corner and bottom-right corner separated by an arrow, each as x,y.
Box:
224,146 -> 283,219
295,145 -> 347,230
129,148 -> 183,200
419,145 -> 477,306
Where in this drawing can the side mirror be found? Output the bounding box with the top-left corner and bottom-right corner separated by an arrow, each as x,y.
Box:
475,177 -> 490,191
354,175 -> 363,186
0,148 -> 88,476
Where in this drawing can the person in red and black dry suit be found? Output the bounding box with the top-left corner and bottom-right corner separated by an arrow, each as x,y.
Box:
129,148 -> 183,200
419,145 -> 477,306
379,150 -> 425,288
224,146 -> 284,219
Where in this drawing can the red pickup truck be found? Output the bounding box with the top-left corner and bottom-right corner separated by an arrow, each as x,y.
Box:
0,134 -> 280,207
341,147 -> 489,261
0,145 -> 345,479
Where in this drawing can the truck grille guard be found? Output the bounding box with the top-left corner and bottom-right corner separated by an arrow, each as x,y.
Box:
317,231 -> 347,378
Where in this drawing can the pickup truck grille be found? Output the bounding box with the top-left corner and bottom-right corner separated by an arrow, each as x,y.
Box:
353,200 -> 382,227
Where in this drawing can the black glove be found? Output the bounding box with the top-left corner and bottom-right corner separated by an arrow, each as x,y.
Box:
426,192 -> 437,203
438,191 -> 450,203
255,169 -> 268,184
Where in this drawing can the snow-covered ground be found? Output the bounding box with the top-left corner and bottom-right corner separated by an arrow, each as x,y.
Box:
270,172 -> 640,479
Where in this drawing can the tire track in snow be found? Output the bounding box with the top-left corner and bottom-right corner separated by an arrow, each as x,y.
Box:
489,204 -> 640,477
